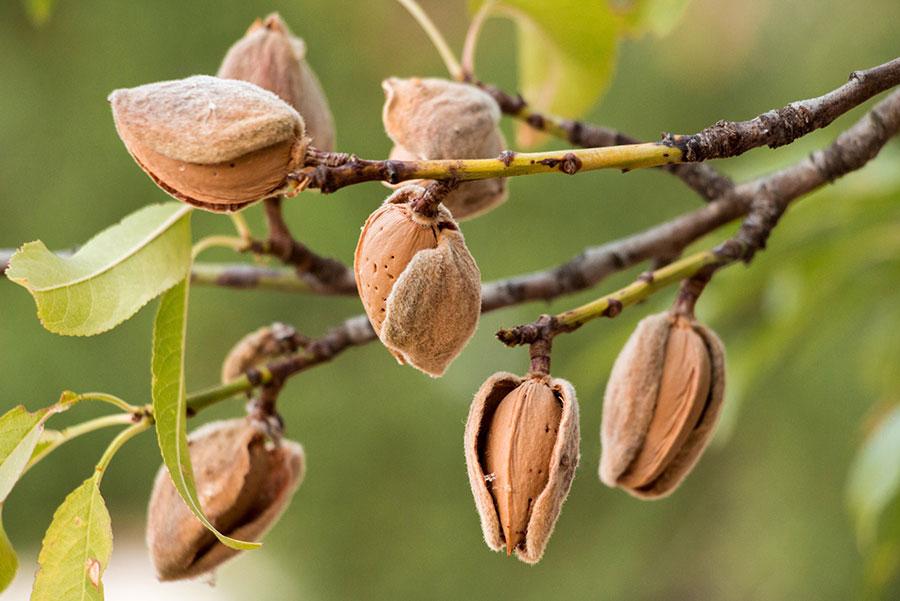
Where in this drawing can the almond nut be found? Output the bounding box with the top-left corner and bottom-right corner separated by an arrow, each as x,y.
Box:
381,77 -> 507,220
353,185 -> 481,377
146,418 -> 305,580
465,372 -> 580,563
218,13 -> 335,151
599,312 -> 726,499
109,75 -> 309,213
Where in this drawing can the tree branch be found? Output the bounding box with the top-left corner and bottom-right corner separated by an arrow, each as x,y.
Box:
294,57 -> 900,196
495,87 -> 900,346
472,81 -> 735,202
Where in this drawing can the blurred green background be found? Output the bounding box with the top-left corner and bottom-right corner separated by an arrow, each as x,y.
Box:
1,0 -> 899,599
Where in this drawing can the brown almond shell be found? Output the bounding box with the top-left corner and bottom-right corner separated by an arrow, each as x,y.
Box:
628,321 -> 726,499
599,312 -> 727,499
465,373 -> 580,563
599,312 -> 671,487
146,419 -> 305,581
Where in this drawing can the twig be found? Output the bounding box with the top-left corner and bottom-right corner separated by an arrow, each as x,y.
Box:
471,81 -> 735,202
248,196 -> 357,293
295,142 -> 678,194
295,57 -> 899,194
665,57 -> 900,161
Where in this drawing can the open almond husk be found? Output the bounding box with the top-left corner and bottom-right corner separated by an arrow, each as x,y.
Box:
146,419 -> 305,580
465,372 -> 580,563
599,311 -> 726,499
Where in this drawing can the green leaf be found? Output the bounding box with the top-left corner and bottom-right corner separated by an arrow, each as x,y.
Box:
848,404 -> 900,546
620,0 -> 690,37
31,476 -> 112,601
0,505 -> 17,593
0,394 -> 77,503
151,278 -> 259,552
6,203 -> 192,336
476,0 -> 620,146
22,0 -> 57,26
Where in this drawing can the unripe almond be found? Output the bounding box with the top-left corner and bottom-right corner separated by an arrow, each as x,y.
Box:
381,77 -> 507,220
465,372 -> 580,563
353,185 -> 481,377
599,312 -> 726,499
218,13 -> 335,151
146,419 -> 305,580
109,75 -> 309,213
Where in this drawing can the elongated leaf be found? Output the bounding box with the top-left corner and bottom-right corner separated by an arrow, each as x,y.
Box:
0,393 -> 77,503
473,0 -> 619,146
31,476 -> 112,601
7,203 -> 192,336
0,505 -> 17,593
151,278 -> 259,551
848,404 -> 900,546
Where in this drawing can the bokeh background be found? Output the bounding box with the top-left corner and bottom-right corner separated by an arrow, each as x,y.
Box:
1,0 -> 899,599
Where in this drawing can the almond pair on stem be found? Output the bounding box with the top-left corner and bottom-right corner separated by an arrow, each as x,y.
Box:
600,311 -> 726,498
465,372 -> 580,563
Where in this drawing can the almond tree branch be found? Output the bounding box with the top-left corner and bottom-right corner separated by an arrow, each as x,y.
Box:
496,87 -> 900,346
180,85 -> 900,410
296,57 -> 900,195
471,80 -> 735,202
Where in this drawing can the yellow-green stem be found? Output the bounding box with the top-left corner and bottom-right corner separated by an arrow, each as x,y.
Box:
94,418 -> 151,484
192,235 -> 246,259
556,248 -> 732,330
23,413 -> 136,475
396,0 -> 464,81
77,392 -> 140,414
185,368 -> 274,414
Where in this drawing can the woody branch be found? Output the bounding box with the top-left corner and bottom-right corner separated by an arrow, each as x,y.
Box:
294,57 -> 900,193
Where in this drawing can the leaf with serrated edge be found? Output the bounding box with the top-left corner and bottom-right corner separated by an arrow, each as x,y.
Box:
31,476 -> 111,601
0,505 -> 17,593
471,0 -> 619,147
6,203 -> 192,336
151,278 -> 260,551
0,394 -> 78,503
847,404 -> 900,546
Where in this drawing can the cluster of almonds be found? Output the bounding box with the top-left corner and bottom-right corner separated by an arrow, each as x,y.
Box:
114,12 -> 729,578
463,307 -> 726,561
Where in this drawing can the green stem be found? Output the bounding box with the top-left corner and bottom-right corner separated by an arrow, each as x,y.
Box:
555,248 -> 733,330
93,418 -> 151,485
297,143 -> 683,193
396,0 -> 464,81
77,392 -> 140,414
23,413 -> 135,474
192,235 -> 246,259
185,368 -> 274,414
229,212 -> 254,242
